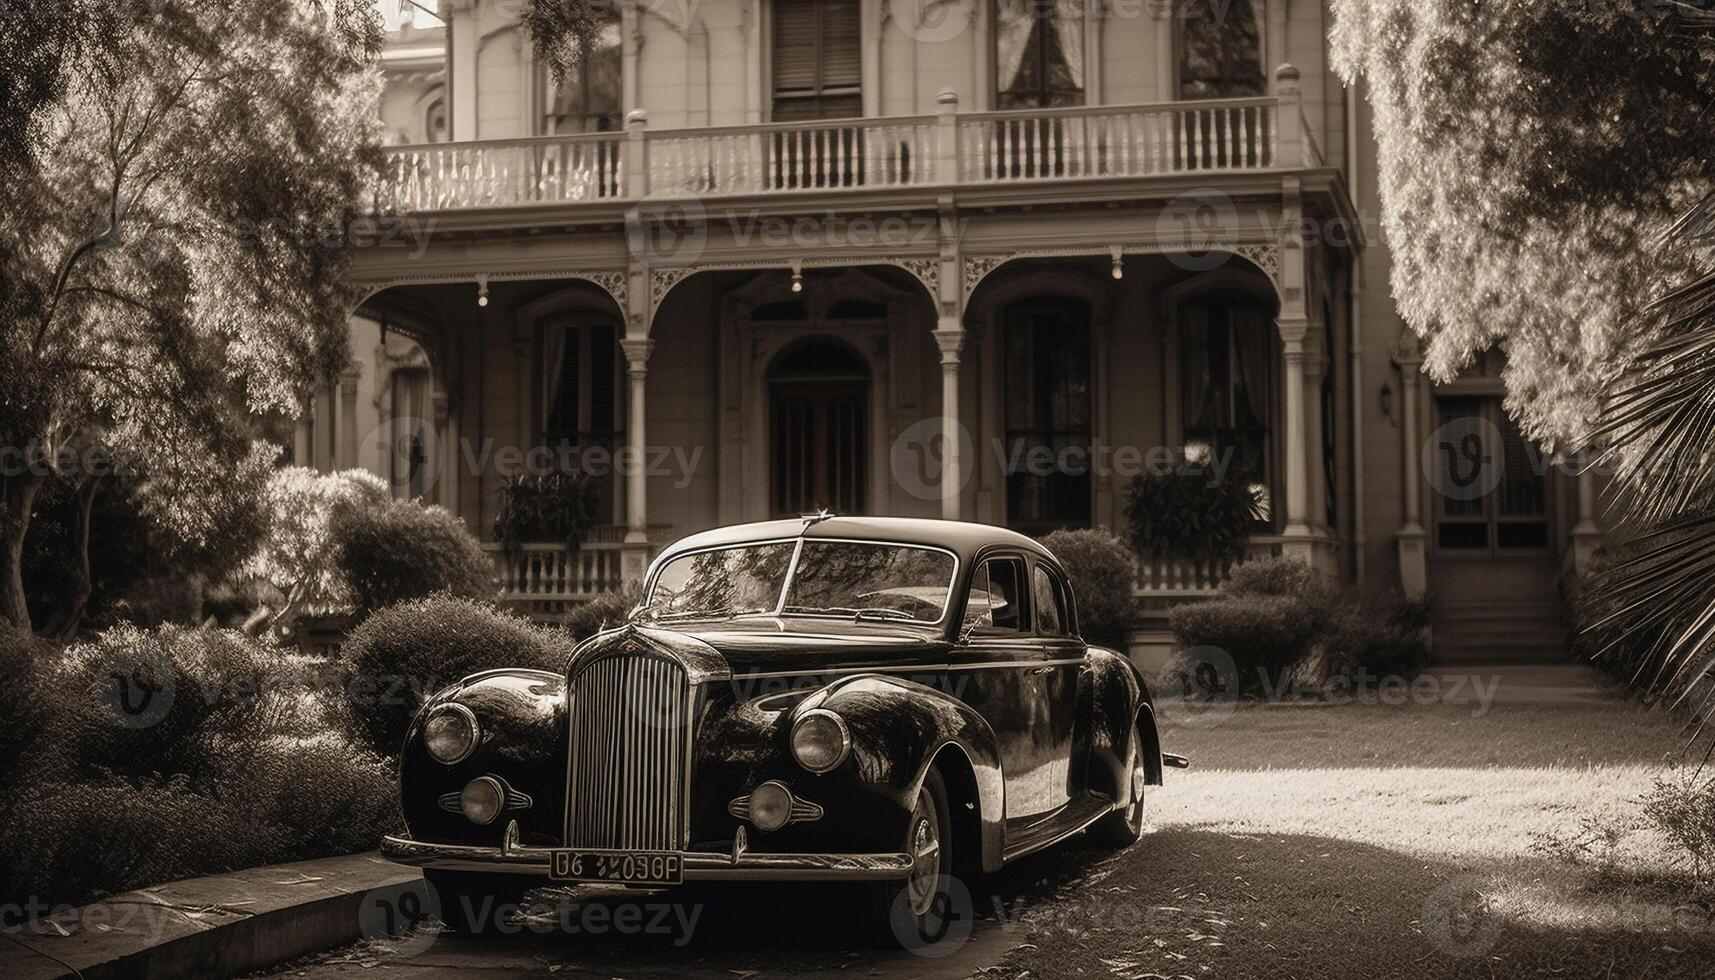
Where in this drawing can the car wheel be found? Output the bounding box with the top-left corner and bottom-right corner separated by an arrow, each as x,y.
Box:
1089,723 -> 1147,848
860,766 -> 962,948
424,869 -> 529,936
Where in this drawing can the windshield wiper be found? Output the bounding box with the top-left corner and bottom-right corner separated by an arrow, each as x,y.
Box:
854,608 -> 914,622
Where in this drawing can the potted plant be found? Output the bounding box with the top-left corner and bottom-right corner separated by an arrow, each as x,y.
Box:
1123,461 -> 1264,581
491,471 -> 601,556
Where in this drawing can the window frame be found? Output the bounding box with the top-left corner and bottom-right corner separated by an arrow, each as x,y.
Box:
1029,560 -> 1072,638
1173,0 -> 1269,102
1001,295 -> 1096,535
1176,289 -> 1280,529
767,0 -> 865,122
991,0 -> 1090,111
534,5 -> 623,135
965,554 -> 1034,637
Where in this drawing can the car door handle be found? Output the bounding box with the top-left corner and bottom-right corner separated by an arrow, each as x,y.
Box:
1028,665 -> 1055,676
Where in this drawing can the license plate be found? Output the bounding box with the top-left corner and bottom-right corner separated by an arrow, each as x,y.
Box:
550,849 -> 683,885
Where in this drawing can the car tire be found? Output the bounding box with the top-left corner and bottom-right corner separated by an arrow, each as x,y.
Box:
1088,723 -> 1147,849
424,869 -> 529,935
858,766 -> 962,948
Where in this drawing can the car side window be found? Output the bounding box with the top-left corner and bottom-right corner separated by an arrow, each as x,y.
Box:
1033,564 -> 1068,636
965,557 -> 1030,634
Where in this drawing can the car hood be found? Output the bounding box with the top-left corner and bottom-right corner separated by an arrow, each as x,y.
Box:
580,617 -> 952,677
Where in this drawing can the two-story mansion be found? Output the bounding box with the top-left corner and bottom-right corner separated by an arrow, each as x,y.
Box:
312,0 -> 1606,662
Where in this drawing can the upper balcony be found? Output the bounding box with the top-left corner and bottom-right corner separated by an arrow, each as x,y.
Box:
374,84 -> 1326,221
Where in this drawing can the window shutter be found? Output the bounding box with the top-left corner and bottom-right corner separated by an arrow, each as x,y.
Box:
772,0 -> 821,96
819,0 -> 861,91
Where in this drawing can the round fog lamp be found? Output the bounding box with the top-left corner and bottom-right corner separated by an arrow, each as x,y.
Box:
423,704 -> 479,765
460,776 -> 505,825
749,780 -> 793,832
790,709 -> 850,773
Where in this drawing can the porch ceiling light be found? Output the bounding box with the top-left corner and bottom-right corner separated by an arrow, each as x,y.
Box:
1110,245 -> 1124,280
790,260 -> 804,293
476,275 -> 489,307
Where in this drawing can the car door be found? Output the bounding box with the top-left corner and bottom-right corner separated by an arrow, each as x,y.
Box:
952,552 -> 1069,819
1029,559 -> 1083,803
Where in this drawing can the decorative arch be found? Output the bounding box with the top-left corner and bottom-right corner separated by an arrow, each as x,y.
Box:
651,256 -> 938,327
962,243 -> 1281,304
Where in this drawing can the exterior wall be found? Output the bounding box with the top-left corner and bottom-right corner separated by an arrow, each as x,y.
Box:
345,0 -> 1608,631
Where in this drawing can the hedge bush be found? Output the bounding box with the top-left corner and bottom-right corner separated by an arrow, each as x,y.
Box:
332,497 -> 495,615
340,595 -> 567,755
1170,589 -> 1327,695
1323,589 -> 1434,683
1124,463 -> 1262,573
53,624 -> 294,784
567,582 -> 645,642
0,623 -> 398,909
1036,528 -> 1137,649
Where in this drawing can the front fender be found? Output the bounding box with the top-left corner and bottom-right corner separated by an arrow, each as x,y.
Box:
802,675 -> 1005,871
398,669 -> 567,847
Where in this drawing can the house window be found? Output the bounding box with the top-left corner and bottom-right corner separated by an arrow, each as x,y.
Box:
1433,397 -> 1549,552
995,0 -> 1085,109
423,96 -> 448,143
1180,294 -> 1274,522
541,315 -> 621,518
390,368 -> 432,499
1178,0 -> 1265,99
1004,298 -> 1093,534
772,0 -> 862,121
539,6 -> 621,134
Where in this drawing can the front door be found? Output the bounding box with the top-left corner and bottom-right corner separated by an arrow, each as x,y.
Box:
770,381 -> 866,515
953,554 -> 1076,820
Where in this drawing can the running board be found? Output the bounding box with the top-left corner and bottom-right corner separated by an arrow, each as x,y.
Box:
1002,795 -> 1114,862
1162,752 -> 1190,769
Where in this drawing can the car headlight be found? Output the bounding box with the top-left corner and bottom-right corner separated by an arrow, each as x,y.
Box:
459,776 -> 505,825
790,708 -> 850,773
423,703 -> 479,765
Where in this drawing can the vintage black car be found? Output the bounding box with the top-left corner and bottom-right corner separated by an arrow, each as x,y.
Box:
381,516 -> 1182,944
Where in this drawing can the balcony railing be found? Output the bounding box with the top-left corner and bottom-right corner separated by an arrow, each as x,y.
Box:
1133,537 -> 1287,599
377,85 -> 1321,213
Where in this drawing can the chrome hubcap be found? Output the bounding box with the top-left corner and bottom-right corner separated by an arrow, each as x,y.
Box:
1128,732 -> 1147,825
906,793 -> 942,917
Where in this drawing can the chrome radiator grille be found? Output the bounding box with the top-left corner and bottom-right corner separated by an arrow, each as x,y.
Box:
564,653 -> 692,851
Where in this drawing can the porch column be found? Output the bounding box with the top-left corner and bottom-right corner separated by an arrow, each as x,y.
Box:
292,404 -> 312,468
1570,453 -> 1602,574
620,337 -> 655,581
338,369 -> 360,471
933,320 -> 965,521
446,0 -> 478,140
1392,335 -> 1428,598
1303,340 -> 1327,532
1278,318 -> 1313,545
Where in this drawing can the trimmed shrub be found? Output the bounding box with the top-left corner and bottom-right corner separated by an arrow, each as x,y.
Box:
1037,528 -> 1137,649
332,497 -> 495,615
54,624 -> 293,784
0,734 -> 397,908
0,629 -> 57,785
1323,589 -> 1434,683
1168,557 -> 1332,695
340,595 -> 567,755
567,582 -> 646,642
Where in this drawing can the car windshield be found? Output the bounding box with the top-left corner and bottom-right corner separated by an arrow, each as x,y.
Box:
646,539 -> 957,624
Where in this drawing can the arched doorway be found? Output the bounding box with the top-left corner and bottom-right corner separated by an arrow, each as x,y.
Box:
767,338 -> 870,515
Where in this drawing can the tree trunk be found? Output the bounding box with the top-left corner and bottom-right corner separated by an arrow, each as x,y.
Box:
56,477 -> 101,642
0,474 -> 42,634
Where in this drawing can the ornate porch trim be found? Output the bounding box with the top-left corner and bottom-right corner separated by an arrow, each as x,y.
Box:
961,241 -> 1282,301
648,255 -> 942,314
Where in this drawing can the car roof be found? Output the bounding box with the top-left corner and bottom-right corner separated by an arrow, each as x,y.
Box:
651,516 -> 1056,571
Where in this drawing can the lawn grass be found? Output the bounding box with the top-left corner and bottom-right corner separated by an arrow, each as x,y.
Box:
977,667 -> 1715,979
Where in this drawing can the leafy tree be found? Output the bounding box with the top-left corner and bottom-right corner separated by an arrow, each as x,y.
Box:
521,0 -> 605,85
0,0 -> 385,633
1329,1 -> 1715,446
1332,2 -> 1715,706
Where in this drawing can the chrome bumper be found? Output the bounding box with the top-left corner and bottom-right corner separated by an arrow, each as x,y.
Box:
382,822 -> 914,882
